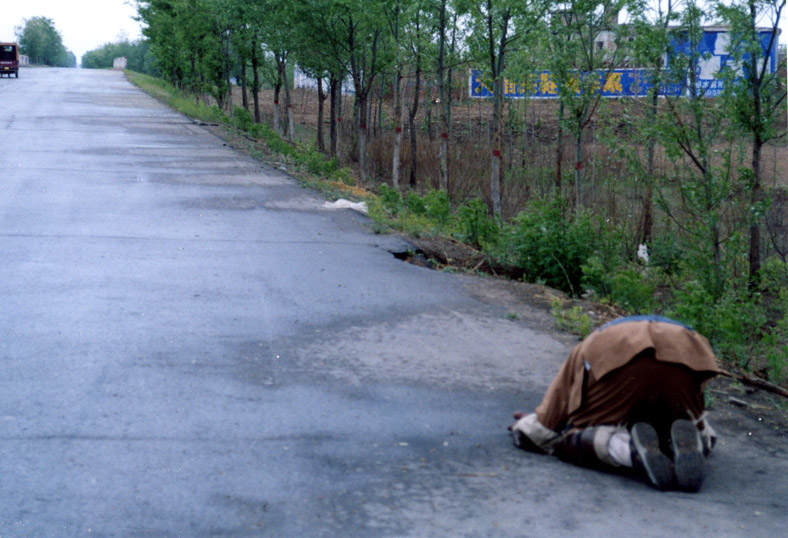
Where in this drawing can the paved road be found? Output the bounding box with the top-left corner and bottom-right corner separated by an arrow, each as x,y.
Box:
0,68 -> 786,537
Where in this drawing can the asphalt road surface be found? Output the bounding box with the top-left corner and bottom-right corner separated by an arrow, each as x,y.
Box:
0,68 -> 786,537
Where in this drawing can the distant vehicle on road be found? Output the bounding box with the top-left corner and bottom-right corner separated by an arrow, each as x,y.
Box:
0,43 -> 19,78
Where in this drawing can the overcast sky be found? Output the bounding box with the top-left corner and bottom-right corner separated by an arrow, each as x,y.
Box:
0,1 -> 143,65
0,1 -> 784,67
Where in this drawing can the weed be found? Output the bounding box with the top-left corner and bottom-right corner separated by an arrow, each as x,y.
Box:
551,298 -> 593,338
509,200 -> 597,296
456,198 -> 500,249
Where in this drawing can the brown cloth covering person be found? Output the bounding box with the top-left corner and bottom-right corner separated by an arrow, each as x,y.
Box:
509,316 -> 721,492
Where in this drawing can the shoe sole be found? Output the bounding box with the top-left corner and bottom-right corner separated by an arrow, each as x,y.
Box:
671,419 -> 706,493
631,422 -> 675,490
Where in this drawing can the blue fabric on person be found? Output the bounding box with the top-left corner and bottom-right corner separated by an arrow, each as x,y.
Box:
598,315 -> 694,332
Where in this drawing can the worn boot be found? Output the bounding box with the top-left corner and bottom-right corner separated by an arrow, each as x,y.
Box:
630,422 -> 675,491
671,419 -> 706,493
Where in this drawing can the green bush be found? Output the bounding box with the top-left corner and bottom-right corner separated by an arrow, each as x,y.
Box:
762,316 -> 788,384
456,199 -> 500,249
760,257 -> 788,296
551,299 -> 593,338
378,184 -> 404,215
649,229 -> 685,275
609,267 -> 657,314
509,200 -> 597,296
302,149 -> 338,177
422,190 -> 451,227
405,192 -> 427,215
669,282 -> 767,369
233,106 -> 254,130
581,255 -> 613,297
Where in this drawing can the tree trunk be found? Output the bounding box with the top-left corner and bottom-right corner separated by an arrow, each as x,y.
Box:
747,1 -> 764,289
223,31 -> 232,112
643,87 -> 658,244
251,42 -> 261,123
490,79 -> 503,216
438,0 -> 451,192
392,71 -> 403,188
439,94 -> 449,193
317,77 -> 327,153
284,69 -> 295,143
749,134 -> 763,288
273,83 -> 281,133
555,101 -> 564,192
376,75 -> 385,136
575,128 -> 583,208
357,92 -> 369,183
241,62 -> 249,111
443,11 -> 457,195
351,97 -> 359,163
329,75 -> 339,157
409,64 -> 422,189
488,2 -> 509,217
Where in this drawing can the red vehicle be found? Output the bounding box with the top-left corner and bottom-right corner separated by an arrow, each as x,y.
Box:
0,43 -> 19,78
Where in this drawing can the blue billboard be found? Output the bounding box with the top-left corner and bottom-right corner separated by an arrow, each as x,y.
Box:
469,68 -> 684,99
469,28 -> 780,99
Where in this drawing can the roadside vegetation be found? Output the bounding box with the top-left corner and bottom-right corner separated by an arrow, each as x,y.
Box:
81,39 -> 156,73
14,16 -> 76,67
122,0 -> 787,387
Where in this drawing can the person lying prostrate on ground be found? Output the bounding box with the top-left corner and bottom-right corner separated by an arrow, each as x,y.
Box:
509,315 -> 721,492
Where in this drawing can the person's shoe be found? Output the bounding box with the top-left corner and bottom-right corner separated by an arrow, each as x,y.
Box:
631,422 -> 675,490
671,419 -> 706,493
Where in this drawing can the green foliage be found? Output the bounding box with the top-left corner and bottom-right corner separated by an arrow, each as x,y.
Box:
377,184 -> 404,216
581,255 -> 613,296
609,268 -> 657,314
232,106 -> 254,130
302,150 -> 340,179
509,200 -> 596,296
456,199 -> 500,249
669,281 -> 767,369
16,16 -> 75,67
551,299 -> 593,339
421,190 -> 451,226
648,231 -> 685,275
405,192 -> 427,216
81,40 -> 156,74
581,257 -> 657,314
763,323 -> 788,385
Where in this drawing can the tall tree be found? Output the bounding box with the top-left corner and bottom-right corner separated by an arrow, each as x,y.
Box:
545,0 -> 633,208
288,1 -> 348,154
386,0 -> 406,188
15,16 -> 75,67
651,1 -> 751,297
461,0 -> 545,216
404,3 -> 430,188
323,0 -> 392,183
136,0 -> 182,86
716,0 -> 787,288
434,0 -> 454,193
627,0 -> 676,244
